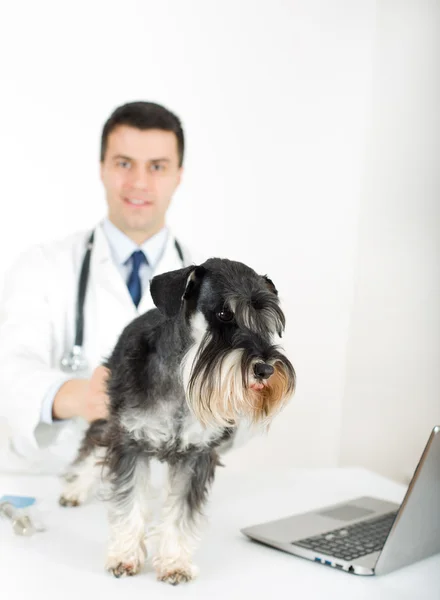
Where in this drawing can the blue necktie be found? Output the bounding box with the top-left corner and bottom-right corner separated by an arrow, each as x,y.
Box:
127,250 -> 147,307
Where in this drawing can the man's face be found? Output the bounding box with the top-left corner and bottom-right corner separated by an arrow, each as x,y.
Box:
100,126 -> 182,241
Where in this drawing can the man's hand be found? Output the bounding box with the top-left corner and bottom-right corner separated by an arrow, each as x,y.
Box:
80,366 -> 110,422
52,366 -> 110,422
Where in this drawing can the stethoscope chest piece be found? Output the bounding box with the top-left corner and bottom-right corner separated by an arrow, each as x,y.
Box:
60,345 -> 89,373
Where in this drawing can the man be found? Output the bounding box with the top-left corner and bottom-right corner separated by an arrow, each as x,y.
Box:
0,101 -> 198,473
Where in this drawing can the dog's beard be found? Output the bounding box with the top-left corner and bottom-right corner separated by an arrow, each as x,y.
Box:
182,340 -> 295,429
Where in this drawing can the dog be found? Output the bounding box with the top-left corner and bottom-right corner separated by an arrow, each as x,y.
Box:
59,258 -> 296,585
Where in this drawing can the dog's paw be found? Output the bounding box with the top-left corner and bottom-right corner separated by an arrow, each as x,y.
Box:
59,482 -> 87,507
59,472 -> 94,506
105,546 -> 146,578
107,561 -> 141,578
155,562 -> 198,585
59,494 -> 81,507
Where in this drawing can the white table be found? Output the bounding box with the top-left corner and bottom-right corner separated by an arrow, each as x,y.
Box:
1,466 -> 439,600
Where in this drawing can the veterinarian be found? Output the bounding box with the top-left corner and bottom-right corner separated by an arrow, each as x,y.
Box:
0,101 -> 200,474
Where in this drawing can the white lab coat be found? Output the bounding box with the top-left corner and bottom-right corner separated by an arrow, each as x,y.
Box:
0,224 -> 195,474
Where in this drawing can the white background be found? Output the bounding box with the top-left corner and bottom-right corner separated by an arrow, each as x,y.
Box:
0,0 -> 438,482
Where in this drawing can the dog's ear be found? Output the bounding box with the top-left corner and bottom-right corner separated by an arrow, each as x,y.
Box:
263,275 -> 278,296
150,265 -> 206,317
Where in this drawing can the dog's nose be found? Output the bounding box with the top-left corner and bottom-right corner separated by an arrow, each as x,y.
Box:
254,363 -> 275,380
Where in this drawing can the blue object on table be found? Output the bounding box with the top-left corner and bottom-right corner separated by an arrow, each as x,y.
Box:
0,495 -> 36,509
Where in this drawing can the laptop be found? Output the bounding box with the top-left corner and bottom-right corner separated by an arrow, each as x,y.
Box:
241,426 -> 440,575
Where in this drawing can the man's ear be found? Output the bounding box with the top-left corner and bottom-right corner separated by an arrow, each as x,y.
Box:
150,265 -> 206,317
263,275 -> 278,296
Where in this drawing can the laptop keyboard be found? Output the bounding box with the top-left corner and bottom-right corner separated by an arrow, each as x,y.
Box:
293,511 -> 398,562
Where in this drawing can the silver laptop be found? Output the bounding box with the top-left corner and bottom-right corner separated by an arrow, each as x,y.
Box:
241,426 -> 440,575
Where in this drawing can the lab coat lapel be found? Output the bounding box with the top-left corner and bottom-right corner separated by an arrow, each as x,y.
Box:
137,233 -> 183,314
86,225 -> 137,365
90,224 -> 135,308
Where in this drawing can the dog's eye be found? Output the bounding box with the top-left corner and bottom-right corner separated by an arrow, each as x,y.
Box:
216,309 -> 234,323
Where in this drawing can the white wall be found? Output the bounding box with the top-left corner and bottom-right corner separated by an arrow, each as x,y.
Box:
340,0 -> 440,482
0,2 -> 376,470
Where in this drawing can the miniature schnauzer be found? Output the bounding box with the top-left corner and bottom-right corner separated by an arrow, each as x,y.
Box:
59,258 -> 296,585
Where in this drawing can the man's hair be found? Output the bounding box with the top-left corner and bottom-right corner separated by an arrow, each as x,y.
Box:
100,101 -> 185,166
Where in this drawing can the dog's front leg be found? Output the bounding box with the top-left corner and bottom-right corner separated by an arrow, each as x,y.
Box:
152,451 -> 218,585
105,454 -> 153,578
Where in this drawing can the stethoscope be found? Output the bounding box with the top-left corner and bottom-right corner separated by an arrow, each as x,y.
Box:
60,230 -> 185,373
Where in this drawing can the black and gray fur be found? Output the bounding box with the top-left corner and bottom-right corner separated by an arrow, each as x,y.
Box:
59,258 -> 295,585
